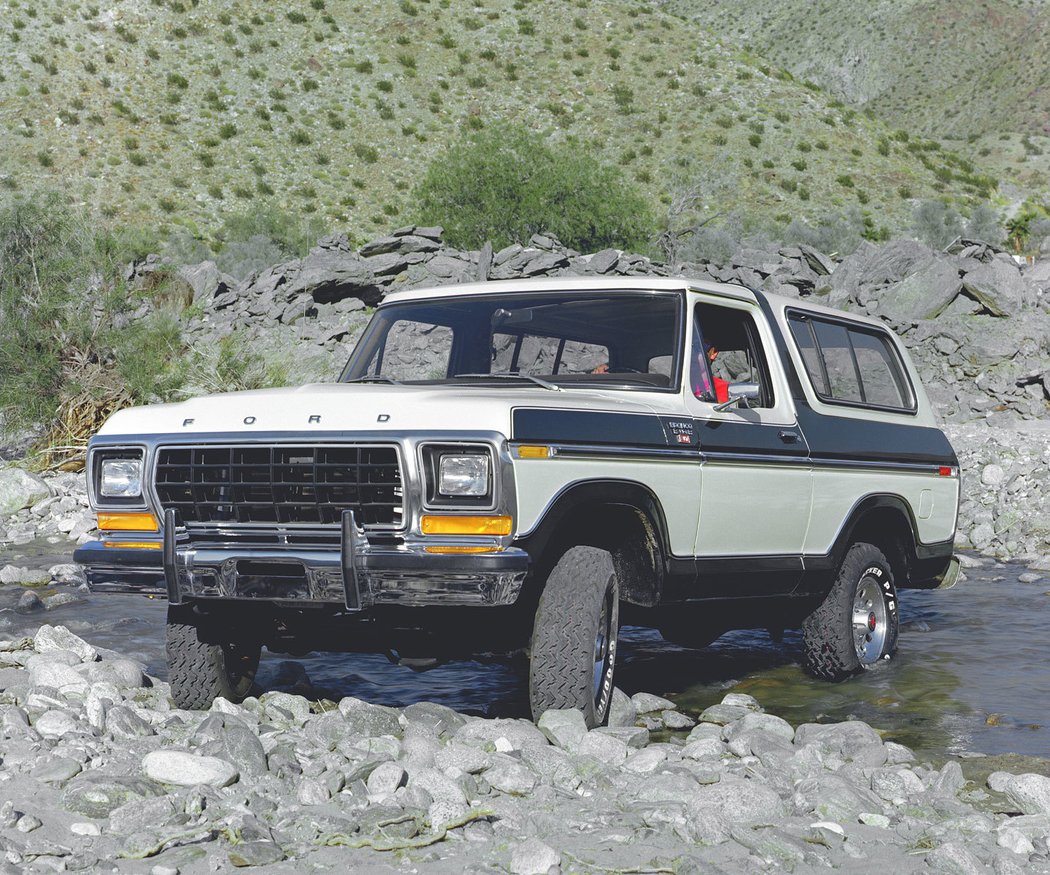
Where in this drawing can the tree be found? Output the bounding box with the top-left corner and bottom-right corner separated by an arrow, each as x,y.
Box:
413,124 -> 653,252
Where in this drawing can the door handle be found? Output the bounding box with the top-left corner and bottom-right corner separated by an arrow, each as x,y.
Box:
778,430 -> 800,444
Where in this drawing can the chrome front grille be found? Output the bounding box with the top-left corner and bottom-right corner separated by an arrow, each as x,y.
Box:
154,444 -> 403,528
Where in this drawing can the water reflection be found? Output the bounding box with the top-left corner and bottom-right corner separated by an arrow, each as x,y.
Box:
0,544 -> 1047,759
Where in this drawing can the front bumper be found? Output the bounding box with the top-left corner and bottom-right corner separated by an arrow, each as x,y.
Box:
74,511 -> 529,609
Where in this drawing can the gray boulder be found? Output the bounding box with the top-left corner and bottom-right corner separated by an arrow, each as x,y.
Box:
688,778 -> 789,824
142,750 -> 239,788
0,467 -> 50,517
960,259 -> 1027,316
284,249 -> 382,305
177,260 -> 236,303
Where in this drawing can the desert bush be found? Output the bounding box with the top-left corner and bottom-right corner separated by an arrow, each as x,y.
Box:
413,124 -> 654,251
912,199 -> 963,249
0,191 -> 187,447
963,203 -> 1003,245
782,206 -> 868,256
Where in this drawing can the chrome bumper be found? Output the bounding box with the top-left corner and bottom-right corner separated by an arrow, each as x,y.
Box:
75,510 -> 529,608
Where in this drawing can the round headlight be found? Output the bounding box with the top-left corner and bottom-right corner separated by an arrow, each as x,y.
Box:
100,458 -> 143,498
438,454 -> 489,497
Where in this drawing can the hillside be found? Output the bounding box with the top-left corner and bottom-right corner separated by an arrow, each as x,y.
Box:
0,0 -> 998,244
663,0 -> 1050,194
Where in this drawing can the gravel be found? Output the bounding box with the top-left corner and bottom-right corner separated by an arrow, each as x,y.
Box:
0,624 -> 1041,872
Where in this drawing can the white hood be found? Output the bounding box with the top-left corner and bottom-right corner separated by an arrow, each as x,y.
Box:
98,383 -> 679,438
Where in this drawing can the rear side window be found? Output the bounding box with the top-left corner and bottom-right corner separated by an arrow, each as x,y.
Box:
788,313 -> 914,412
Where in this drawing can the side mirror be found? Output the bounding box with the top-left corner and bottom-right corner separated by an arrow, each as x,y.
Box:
713,382 -> 760,412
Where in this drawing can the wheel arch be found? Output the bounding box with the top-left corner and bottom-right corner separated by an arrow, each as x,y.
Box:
515,479 -> 671,607
830,494 -> 921,588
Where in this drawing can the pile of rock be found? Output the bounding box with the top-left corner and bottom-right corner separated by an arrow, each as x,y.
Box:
0,467 -> 93,551
136,227 -> 1050,424
0,624 -> 1045,872
947,422 -> 1050,561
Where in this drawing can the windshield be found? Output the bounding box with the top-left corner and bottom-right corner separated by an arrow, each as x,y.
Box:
341,291 -> 683,390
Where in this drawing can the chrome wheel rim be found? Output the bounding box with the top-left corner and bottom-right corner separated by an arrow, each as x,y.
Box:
592,589 -> 617,711
852,577 -> 888,665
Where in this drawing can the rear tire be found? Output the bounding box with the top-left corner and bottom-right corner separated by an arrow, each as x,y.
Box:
801,542 -> 899,681
166,608 -> 260,709
529,546 -> 619,728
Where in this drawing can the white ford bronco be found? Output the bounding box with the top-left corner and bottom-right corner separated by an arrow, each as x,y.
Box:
77,277 -> 960,726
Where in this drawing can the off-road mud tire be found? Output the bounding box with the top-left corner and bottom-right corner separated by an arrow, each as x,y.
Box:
801,542 -> 899,681
166,608 -> 260,709
529,546 -> 619,728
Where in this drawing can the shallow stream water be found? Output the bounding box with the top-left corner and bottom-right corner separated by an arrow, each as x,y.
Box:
2,542 -> 1048,760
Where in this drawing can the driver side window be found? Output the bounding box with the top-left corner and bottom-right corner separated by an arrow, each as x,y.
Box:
691,302 -> 774,408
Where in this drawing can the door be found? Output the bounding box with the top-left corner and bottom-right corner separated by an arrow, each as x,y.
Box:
686,295 -> 813,596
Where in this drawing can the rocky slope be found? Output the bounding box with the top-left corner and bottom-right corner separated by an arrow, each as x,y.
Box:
0,623 -> 1044,873
664,0 -> 1050,193
0,0 -> 997,240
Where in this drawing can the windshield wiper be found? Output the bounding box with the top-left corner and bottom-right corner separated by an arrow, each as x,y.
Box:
454,373 -> 562,392
344,375 -> 402,385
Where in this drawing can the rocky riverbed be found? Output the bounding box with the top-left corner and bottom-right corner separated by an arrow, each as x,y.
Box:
0,623 -> 1044,874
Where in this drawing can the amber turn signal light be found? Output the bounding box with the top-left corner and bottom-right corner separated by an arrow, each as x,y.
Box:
97,511 -> 159,532
420,515 -> 512,536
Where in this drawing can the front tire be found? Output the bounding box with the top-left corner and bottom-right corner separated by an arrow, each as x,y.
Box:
529,546 -> 619,728
801,542 -> 899,681
166,607 -> 260,709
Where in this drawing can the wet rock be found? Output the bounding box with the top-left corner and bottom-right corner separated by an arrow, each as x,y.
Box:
699,702 -> 752,725
662,710 -> 696,731
15,590 -> 44,614
142,751 -> 239,788
631,692 -> 676,714
723,711 -> 795,743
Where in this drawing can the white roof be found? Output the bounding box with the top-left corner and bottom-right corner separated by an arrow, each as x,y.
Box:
380,274 -> 758,305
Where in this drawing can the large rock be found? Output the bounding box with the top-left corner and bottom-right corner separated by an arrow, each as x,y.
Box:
142,750 -> 239,788
0,467 -> 50,517
283,245 -> 382,305
869,258 -> 961,326
178,260 -> 236,303
34,625 -> 97,663
1001,773 -> 1050,815
537,708 -> 588,750
960,259 -> 1028,316
688,778 -> 789,824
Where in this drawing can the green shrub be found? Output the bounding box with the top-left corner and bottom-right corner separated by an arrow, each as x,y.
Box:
353,142 -> 379,163
413,123 -> 654,251
912,199 -> 962,249
0,192 -> 176,436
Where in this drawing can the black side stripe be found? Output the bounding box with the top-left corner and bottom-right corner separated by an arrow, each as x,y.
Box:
751,291 -> 959,469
